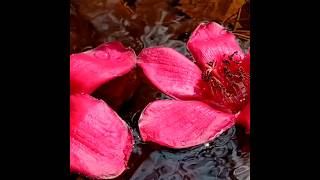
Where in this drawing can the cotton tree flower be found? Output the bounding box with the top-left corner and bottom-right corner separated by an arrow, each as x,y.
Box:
137,22 -> 250,149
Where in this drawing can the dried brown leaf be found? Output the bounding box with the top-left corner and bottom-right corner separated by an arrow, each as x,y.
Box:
177,0 -> 246,23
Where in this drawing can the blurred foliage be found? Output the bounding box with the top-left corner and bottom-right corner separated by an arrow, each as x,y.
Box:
70,0 -> 250,53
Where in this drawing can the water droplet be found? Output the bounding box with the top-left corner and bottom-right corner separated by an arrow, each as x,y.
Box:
93,50 -> 109,59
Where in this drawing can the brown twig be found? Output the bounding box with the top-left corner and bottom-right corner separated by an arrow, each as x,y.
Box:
233,6 -> 242,31
233,30 -> 250,33
222,12 -> 238,27
121,0 -> 135,15
233,33 -> 250,40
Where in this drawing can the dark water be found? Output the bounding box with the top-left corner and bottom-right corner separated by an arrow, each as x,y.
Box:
70,0 -> 250,179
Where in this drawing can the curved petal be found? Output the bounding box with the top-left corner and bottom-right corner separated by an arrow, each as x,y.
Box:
70,94 -> 133,179
70,41 -> 136,94
243,50 -> 250,75
138,100 -> 236,149
92,70 -> 140,111
187,22 -> 250,113
242,51 -> 250,96
236,101 -> 250,134
138,47 -> 211,100
187,22 -> 244,70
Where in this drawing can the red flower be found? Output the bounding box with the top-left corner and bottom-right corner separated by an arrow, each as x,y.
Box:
137,22 -> 250,149
70,42 -> 136,179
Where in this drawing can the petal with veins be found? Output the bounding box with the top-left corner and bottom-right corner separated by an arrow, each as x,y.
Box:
138,47 -> 211,101
139,100 -> 235,149
70,41 -> 136,94
70,94 -> 133,179
187,22 -> 244,70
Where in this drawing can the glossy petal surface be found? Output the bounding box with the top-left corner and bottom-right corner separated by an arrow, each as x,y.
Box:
138,47 -> 210,100
70,94 -> 133,179
139,100 -> 235,148
187,22 -> 244,70
70,41 -> 136,94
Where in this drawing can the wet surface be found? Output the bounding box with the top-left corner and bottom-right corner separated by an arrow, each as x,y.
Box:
70,0 -> 249,54
70,0 -> 250,179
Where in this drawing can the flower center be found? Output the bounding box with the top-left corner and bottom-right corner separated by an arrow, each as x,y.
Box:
201,51 -> 250,112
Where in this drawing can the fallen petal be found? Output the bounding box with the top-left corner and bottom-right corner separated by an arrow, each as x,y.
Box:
92,69 -> 140,111
70,41 -> 136,94
244,50 -> 250,74
242,51 -> 250,96
187,22 -> 244,70
70,94 -> 133,179
139,100 -> 235,148
138,47 -> 211,101
236,101 -> 250,134
188,22 -> 249,113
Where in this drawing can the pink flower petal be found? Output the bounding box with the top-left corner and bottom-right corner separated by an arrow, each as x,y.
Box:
139,100 -> 236,149
241,49 -> 250,75
138,47 -> 211,100
70,41 -> 136,94
70,94 -> 133,179
236,101 -> 250,134
187,22 -> 250,113
187,22 -> 244,70
242,51 -> 250,96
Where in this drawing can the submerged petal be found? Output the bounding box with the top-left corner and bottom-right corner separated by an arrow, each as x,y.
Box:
92,69 -> 140,111
138,47 -> 211,100
236,101 -> 250,134
70,41 -> 136,94
138,100 -> 235,148
70,94 -> 133,179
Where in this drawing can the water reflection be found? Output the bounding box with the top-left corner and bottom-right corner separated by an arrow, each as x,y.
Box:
129,126 -> 250,180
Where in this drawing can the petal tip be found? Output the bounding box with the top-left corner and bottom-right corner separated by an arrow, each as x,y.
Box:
70,41 -> 137,95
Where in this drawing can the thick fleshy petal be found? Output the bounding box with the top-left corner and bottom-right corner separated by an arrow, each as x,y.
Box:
138,47 -> 211,100
241,48 -> 250,75
242,51 -> 250,96
187,22 -> 244,70
187,22 -> 250,113
138,100 -> 236,149
92,69 -> 140,111
70,41 -> 136,94
236,102 -> 250,134
70,94 -> 133,179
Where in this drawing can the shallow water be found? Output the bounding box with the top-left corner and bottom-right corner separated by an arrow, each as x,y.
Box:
116,82 -> 250,180
70,0 -> 250,179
